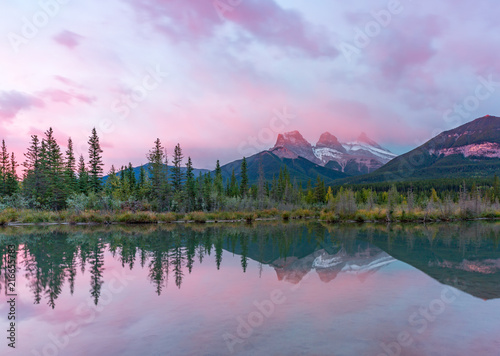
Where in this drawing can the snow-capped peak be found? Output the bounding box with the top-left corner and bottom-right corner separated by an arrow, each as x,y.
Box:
357,132 -> 383,149
271,130 -> 397,174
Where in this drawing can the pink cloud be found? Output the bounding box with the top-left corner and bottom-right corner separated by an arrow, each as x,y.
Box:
38,89 -> 96,105
53,75 -> 82,88
126,0 -> 338,58
53,30 -> 84,49
0,91 -> 45,121
365,15 -> 444,82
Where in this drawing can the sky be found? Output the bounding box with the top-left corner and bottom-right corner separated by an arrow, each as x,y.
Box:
1,0 -> 499,170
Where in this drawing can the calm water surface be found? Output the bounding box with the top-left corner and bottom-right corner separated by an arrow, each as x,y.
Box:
1,222 -> 500,356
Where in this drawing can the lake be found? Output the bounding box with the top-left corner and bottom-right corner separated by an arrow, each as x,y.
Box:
1,222 -> 500,356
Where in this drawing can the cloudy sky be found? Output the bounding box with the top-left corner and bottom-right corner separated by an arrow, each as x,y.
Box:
1,0 -> 499,170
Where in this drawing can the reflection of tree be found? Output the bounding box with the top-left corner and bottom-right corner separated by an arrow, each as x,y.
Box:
3,222 -> 500,307
148,248 -> 169,296
22,233 -> 75,308
240,234 -> 248,273
118,237 -> 137,270
215,236 -> 223,270
186,235 -> 196,274
88,237 -> 105,306
170,232 -> 185,289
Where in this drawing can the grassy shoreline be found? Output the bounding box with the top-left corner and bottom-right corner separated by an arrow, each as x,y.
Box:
1,207 -> 499,226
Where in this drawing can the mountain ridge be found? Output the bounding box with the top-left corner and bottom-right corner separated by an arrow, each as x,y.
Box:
339,115 -> 500,184
270,130 -> 397,175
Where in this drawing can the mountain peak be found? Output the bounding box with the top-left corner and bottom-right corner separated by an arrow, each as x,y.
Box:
317,132 -> 339,146
274,131 -> 311,148
316,132 -> 346,152
356,132 -> 383,149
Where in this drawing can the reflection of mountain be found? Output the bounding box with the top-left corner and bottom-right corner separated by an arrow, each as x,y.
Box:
272,247 -> 395,284
366,225 -> 500,300
1,222 -> 500,306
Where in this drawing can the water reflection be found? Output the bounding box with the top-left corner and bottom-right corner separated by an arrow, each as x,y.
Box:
1,222 -> 500,309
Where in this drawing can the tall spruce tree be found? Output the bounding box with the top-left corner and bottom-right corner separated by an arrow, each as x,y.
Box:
171,143 -> 184,193
88,128 -> 104,193
257,159 -> 265,200
77,155 -> 89,194
147,139 -> 166,197
6,153 -> 19,195
240,157 -> 248,197
185,157 -> 196,211
0,140 -> 9,195
105,165 -> 119,196
41,128 -> 66,209
65,138 -> 78,195
126,163 -> 136,193
214,160 -> 224,196
227,169 -> 239,197
23,135 -> 42,202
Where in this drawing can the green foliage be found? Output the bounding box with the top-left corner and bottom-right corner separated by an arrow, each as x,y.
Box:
171,143 -> 184,193
88,128 -> 104,193
240,157 -> 249,197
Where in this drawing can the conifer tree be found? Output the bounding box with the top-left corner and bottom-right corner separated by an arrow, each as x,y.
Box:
147,139 -> 167,197
127,163 -> 136,193
203,173 -> 213,210
227,169 -> 239,197
214,160 -> 224,195
185,157 -> 196,211
65,138 -> 78,195
88,128 -> 104,193
257,159 -> 265,200
78,155 -> 89,194
240,157 -> 248,197
171,143 -> 184,193
22,135 -> 42,202
105,165 -> 119,197
314,176 -> 326,204
6,153 -> 19,195
0,140 -> 9,195
40,128 -> 66,209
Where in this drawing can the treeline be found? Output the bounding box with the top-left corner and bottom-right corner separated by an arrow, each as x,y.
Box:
0,128 -> 104,210
1,128 -> 500,214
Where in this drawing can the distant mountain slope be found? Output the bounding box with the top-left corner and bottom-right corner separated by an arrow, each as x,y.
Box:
104,163 -> 210,182
219,151 -> 348,186
339,115 -> 500,184
270,130 -> 396,175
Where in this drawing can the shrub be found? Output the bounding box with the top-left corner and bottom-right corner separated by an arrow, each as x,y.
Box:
186,212 -> 207,223
157,212 -> 177,223
320,211 -> 339,223
0,208 -> 19,223
244,213 -> 256,223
